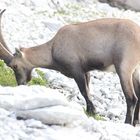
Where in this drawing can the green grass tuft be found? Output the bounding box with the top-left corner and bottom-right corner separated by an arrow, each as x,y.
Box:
83,108 -> 105,121
28,69 -> 48,86
94,114 -> 105,121
0,60 -> 17,86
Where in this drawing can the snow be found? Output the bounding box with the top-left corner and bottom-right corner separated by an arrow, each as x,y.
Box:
0,0 -> 140,139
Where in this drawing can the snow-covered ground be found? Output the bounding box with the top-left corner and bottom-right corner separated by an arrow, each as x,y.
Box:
0,0 -> 140,139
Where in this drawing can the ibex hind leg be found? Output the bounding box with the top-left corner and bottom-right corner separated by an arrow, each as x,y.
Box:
73,70 -> 95,115
133,69 -> 140,126
133,100 -> 140,126
116,64 -> 138,125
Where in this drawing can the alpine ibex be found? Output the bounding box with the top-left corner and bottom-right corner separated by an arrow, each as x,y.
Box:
7,17 -> 140,126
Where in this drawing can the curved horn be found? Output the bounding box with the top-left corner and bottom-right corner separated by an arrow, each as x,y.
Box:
0,9 -> 11,52
0,41 -> 13,65
0,42 -> 13,56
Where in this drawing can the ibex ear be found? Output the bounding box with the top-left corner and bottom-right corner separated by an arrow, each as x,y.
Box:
14,48 -> 22,57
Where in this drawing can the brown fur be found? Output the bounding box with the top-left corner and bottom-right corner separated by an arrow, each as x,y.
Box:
9,18 -> 140,126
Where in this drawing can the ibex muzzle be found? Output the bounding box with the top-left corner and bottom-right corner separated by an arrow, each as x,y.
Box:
9,18 -> 140,126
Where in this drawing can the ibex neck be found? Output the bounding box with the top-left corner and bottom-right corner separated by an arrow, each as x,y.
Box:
24,40 -> 53,68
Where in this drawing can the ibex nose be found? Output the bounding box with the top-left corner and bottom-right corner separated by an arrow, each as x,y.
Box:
21,82 -> 26,85
18,81 -> 26,85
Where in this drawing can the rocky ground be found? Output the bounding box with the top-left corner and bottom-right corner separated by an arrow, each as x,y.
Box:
0,0 -> 140,140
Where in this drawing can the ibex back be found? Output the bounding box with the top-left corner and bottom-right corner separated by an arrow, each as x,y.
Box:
9,18 -> 140,126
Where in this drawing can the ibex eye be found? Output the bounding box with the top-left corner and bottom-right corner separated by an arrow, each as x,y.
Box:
13,65 -> 17,69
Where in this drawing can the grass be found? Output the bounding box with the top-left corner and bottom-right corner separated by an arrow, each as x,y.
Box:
83,108 -> 105,121
28,69 -> 48,86
0,60 -> 17,86
94,114 -> 105,121
0,60 -> 48,87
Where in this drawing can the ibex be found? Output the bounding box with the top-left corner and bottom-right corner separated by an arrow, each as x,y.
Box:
5,17 -> 140,126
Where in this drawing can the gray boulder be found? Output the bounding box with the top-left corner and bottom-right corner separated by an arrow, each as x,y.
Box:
99,0 -> 140,11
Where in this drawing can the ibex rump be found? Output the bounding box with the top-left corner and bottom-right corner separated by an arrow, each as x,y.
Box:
8,18 -> 140,126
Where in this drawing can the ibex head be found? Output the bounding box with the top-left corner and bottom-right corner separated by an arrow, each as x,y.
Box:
9,48 -> 33,85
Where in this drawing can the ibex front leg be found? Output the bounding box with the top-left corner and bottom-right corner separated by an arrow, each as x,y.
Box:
117,64 -> 138,125
74,71 -> 95,115
85,72 -> 90,89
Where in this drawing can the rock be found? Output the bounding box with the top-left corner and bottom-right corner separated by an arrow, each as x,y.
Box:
0,85 -> 86,126
99,0 -> 140,12
16,105 -> 87,125
0,108 -> 10,116
25,119 -> 46,129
